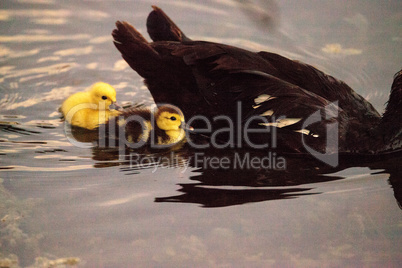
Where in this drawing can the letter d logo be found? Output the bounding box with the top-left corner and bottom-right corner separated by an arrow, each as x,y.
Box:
302,101 -> 339,167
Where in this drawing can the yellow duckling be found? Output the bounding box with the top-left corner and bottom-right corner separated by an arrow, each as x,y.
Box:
61,82 -> 121,130
103,104 -> 192,148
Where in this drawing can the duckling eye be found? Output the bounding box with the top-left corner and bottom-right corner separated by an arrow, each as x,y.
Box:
101,96 -> 107,100
170,116 -> 177,121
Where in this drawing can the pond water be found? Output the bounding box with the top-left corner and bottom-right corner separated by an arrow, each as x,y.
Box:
1,0 -> 401,267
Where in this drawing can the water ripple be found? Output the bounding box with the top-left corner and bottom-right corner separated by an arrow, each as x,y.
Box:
0,34 -> 90,43
0,85 -> 76,110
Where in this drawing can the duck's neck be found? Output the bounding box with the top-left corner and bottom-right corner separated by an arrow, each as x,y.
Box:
377,70 -> 402,151
165,129 -> 185,143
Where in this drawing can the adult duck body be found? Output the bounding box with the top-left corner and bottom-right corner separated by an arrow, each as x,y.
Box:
112,6 -> 401,155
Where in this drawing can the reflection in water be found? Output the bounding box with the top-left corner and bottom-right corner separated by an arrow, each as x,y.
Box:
59,113 -> 402,209
156,184 -> 315,208
390,175 -> 402,209
233,0 -> 279,31
154,150 -> 338,207
0,8 -> 109,24
164,150 -> 402,208
0,121 -> 41,136
0,34 -> 90,43
321,43 -> 362,55
87,140 -> 402,209
364,154 -> 402,209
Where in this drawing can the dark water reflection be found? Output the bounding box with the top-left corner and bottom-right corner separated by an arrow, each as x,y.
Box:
111,147 -> 402,209
1,0 -> 401,266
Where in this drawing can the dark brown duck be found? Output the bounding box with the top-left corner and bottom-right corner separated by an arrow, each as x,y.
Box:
112,6 -> 401,155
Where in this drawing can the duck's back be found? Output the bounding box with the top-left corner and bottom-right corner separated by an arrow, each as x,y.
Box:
112,8 -> 387,154
143,6 -> 380,120
62,92 -> 93,129
62,91 -> 116,130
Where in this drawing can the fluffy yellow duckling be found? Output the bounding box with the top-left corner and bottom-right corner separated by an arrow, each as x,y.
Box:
61,82 -> 121,130
104,104 -> 192,147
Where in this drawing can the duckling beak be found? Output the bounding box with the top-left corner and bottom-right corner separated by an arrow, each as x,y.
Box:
109,102 -> 123,111
180,122 -> 194,131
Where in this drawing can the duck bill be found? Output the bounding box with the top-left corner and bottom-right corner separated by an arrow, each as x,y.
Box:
180,122 -> 194,131
109,102 -> 123,111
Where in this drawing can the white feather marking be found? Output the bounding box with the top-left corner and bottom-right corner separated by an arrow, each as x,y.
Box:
254,94 -> 276,105
295,129 -> 310,135
295,129 -> 319,137
260,110 -> 274,116
259,118 -> 302,128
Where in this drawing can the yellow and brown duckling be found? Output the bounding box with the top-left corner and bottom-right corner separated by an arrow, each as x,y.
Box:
61,82 -> 121,130
104,104 -> 192,148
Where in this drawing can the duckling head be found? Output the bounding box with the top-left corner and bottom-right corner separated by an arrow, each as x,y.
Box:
89,82 -> 117,110
154,105 -> 192,144
155,105 -> 184,130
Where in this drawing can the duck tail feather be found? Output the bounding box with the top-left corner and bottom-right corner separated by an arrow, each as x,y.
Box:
112,21 -> 160,77
147,5 -> 191,42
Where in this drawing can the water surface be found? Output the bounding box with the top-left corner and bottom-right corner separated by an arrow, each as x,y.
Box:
1,0 -> 401,266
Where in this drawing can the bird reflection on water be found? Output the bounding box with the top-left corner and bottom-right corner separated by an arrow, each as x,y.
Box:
88,142 -> 402,209
155,151 -> 402,208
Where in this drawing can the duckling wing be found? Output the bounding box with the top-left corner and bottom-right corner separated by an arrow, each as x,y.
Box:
61,91 -> 94,129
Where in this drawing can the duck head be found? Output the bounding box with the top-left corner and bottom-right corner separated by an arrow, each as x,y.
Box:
155,104 -> 191,130
154,104 -> 192,144
89,82 -> 118,110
